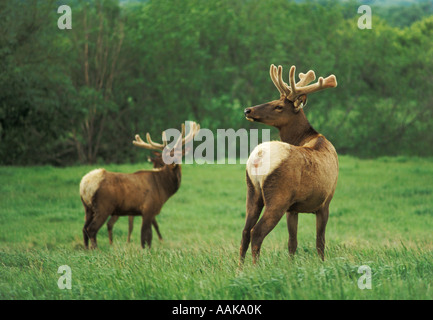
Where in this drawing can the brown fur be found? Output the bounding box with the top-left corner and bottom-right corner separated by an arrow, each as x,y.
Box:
80,162 -> 181,249
242,95 -> 338,263
106,151 -> 164,244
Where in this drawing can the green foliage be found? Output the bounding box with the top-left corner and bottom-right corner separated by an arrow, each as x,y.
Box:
373,0 -> 433,27
1,0 -> 433,164
1,157 -> 433,299
0,0 -> 79,164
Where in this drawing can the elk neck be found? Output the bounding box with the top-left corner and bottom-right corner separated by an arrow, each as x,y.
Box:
277,109 -> 319,146
154,165 -> 182,201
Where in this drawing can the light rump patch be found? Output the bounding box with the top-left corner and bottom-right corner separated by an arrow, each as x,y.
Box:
79,168 -> 105,206
246,141 -> 291,190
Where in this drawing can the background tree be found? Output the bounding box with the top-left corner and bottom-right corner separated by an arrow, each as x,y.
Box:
66,0 -> 125,164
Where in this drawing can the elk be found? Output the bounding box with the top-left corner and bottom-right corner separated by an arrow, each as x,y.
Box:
106,151 -> 165,245
240,64 -> 338,264
80,122 -> 200,249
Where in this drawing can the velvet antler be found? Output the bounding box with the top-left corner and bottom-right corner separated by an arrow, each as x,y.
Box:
269,64 -> 337,102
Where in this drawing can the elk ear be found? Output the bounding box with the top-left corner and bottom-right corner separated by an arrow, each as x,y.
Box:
294,94 -> 307,112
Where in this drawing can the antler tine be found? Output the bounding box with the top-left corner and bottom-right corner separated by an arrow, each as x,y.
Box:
173,123 -> 185,150
286,65 -> 298,100
294,74 -> 337,97
174,121 -> 200,150
146,132 -> 166,149
269,65 -> 280,96
183,122 -> 200,145
277,65 -> 292,97
162,131 -> 167,146
297,70 -> 316,87
270,64 -> 287,98
180,123 -> 187,144
133,133 -> 165,151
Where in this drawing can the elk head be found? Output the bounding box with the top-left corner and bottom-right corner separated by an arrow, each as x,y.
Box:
244,65 -> 337,129
147,151 -> 165,168
133,121 -> 200,167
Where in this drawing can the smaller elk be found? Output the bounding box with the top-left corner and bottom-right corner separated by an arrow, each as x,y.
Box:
80,122 -> 200,249
106,151 -> 165,244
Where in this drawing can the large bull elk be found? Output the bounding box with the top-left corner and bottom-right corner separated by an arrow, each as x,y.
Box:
241,64 -> 338,264
80,122 -> 200,249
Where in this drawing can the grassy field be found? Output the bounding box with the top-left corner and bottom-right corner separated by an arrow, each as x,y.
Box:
1,156 -> 433,300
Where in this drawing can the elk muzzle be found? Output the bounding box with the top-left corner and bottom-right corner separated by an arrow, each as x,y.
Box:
244,107 -> 257,122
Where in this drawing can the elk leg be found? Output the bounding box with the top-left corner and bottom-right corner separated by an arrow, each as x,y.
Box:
127,216 -> 134,243
140,217 -> 153,249
86,214 -> 109,249
316,205 -> 329,261
251,206 -> 286,264
286,212 -> 299,257
83,220 -> 92,249
107,215 -> 119,245
82,203 -> 94,249
239,188 -> 264,265
152,218 -> 163,241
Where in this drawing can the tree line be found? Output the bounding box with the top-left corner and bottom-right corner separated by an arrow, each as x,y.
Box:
1,0 -> 432,165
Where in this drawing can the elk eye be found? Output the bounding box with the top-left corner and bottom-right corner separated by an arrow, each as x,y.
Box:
275,105 -> 283,110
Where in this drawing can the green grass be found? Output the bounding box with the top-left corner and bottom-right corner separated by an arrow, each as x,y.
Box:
1,156 -> 433,299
